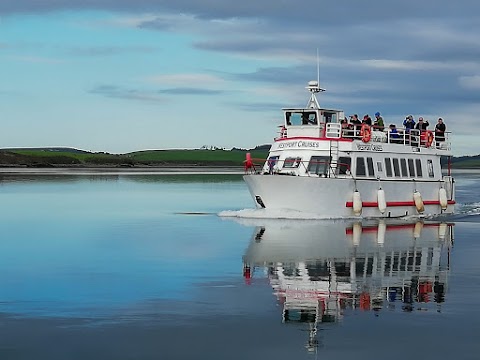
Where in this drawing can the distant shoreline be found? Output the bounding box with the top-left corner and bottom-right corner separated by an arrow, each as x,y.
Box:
0,166 -> 477,176
1,147 -> 479,170
0,166 -> 244,175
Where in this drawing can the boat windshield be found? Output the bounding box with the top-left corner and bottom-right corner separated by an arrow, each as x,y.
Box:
286,111 -> 318,126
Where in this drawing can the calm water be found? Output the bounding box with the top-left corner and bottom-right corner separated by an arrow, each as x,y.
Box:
1,170 -> 480,359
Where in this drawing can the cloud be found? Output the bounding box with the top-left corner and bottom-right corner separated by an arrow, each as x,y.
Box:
3,1 -> 480,154
157,87 -> 224,95
11,55 -> 64,64
458,75 -> 480,90
67,45 -> 159,57
146,73 -> 225,86
89,85 -> 167,103
233,101 -> 287,113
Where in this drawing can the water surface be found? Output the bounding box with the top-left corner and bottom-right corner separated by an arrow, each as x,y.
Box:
0,170 -> 479,359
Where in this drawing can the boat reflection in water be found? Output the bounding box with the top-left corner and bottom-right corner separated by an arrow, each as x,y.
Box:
241,219 -> 454,353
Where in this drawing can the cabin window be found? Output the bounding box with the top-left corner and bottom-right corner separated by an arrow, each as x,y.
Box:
400,159 -> 408,177
367,157 -> 375,177
356,157 -> 366,177
283,157 -> 302,168
301,112 -> 318,125
415,159 -> 423,177
392,158 -> 401,177
338,157 -> 351,175
427,159 -> 434,177
385,158 -> 393,177
408,159 -> 415,177
286,112 -> 301,126
287,111 -> 318,125
282,265 -> 300,277
322,112 -> 337,124
308,156 -> 330,175
266,156 -> 279,174
376,161 -> 383,173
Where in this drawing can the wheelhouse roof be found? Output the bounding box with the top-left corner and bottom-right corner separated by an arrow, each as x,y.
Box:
282,107 -> 343,112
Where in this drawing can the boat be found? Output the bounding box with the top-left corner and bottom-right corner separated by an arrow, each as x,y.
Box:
243,81 -> 455,218
241,219 -> 454,351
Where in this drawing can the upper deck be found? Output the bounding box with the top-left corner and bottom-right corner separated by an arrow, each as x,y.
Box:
276,81 -> 451,155
276,120 -> 452,155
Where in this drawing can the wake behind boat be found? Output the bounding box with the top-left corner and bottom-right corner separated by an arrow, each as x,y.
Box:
243,81 -> 455,218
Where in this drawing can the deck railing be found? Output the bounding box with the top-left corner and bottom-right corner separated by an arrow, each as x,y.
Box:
276,123 -> 451,150
331,124 -> 451,150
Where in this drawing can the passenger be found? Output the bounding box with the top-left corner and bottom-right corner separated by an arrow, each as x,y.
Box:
362,114 -> 372,126
403,115 -> 416,132
435,117 -> 446,142
301,113 -> 309,125
388,124 -> 401,143
374,111 -> 385,131
286,112 -> 292,125
415,117 -> 430,146
350,114 -> 361,125
350,114 -> 362,138
415,117 -> 429,131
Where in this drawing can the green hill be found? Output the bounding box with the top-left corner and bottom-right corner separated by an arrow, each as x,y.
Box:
1,147 -> 479,169
0,147 -> 270,167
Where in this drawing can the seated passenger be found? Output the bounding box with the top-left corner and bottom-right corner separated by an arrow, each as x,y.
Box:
302,113 -> 309,125
389,124 -> 401,143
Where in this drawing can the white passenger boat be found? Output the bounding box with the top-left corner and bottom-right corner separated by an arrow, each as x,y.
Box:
243,81 -> 455,218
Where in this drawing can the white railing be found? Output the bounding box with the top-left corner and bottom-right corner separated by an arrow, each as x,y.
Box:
326,123 -> 342,138
340,125 -> 451,150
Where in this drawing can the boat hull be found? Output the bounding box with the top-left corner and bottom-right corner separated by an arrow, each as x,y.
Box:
243,174 -> 455,218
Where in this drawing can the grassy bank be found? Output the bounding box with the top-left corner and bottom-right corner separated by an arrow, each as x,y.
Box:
0,148 -> 270,167
1,147 -> 478,169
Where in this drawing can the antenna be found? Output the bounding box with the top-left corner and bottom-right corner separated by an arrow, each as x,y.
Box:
305,49 -> 325,109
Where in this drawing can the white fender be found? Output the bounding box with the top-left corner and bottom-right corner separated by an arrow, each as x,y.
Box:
439,188 -> 448,210
377,220 -> 386,246
414,221 -> 423,239
353,190 -> 362,216
353,222 -> 362,246
377,188 -> 387,214
413,190 -> 425,214
438,223 -> 447,239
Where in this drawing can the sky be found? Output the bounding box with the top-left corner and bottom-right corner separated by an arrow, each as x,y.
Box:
1,1 -> 479,155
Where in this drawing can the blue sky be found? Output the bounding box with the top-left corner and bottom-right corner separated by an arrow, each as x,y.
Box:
1,1 -> 480,155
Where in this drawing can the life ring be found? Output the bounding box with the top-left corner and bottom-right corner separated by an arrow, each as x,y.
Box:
425,130 -> 434,147
360,124 -> 371,143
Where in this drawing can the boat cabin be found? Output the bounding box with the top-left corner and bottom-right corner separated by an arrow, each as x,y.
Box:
280,80 -> 345,138
283,108 -> 345,139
